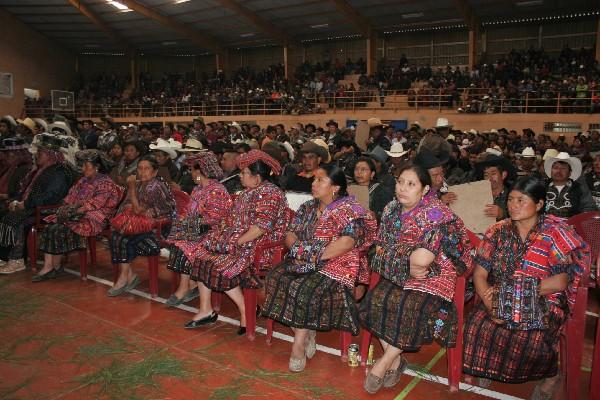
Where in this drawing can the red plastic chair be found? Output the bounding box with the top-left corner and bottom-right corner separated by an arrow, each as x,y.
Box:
27,204 -> 88,280
567,212 -> 600,400
111,189 -> 191,298
212,207 -> 294,341
359,229 -> 480,392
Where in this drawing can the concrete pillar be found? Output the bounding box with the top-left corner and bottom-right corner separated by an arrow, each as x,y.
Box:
468,28 -> 478,69
366,31 -> 377,75
284,45 -> 290,79
596,18 -> 600,63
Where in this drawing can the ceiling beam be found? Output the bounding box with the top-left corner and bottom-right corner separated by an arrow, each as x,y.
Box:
328,0 -> 373,36
453,0 -> 478,29
214,0 -> 297,47
118,0 -> 225,55
66,0 -> 132,50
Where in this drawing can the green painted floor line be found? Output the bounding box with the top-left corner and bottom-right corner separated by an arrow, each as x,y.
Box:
394,348 -> 447,400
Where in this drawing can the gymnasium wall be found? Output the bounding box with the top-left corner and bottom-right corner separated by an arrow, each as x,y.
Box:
0,8 -> 75,117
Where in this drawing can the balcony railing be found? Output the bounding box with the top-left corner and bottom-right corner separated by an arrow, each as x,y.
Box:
23,89 -> 599,119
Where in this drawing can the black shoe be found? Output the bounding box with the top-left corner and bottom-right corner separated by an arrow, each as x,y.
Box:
237,326 -> 247,336
31,268 -> 57,282
184,312 -> 218,329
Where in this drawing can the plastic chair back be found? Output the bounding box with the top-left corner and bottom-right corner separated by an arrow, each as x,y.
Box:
172,189 -> 192,218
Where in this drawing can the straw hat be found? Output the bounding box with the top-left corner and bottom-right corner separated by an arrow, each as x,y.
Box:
150,138 -> 181,159
17,117 -> 36,133
367,117 -> 387,128
542,149 -> 559,161
516,147 -> 535,158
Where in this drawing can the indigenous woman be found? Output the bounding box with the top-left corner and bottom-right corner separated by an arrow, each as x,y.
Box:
352,156 -> 394,221
359,163 -> 473,394
34,150 -> 123,281
110,140 -> 145,186
165,152 -> 231,307
185,150 -> 288,334
109,155 -> 175,296
0,138 -> 33,201
262,165 -> 377,372
0,134 -> 75,274
463,176 -> 589,399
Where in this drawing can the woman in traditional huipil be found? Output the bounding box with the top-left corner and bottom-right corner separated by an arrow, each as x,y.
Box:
109,154 -> 175,296
0,134 -> 75,274
165,152 -> 231,307
359,163 -> 473,394
185,150 -> 288,335
34,150 -> 123,281
463,176 -> 589,399
263,164 -> 377,372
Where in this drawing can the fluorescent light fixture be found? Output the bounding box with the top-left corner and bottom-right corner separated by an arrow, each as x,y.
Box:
240,33 -> 255,37
107,1 -> 131,12
162,41 -> 177,45
401,12 -> 424,18
174,0 -> 191,3
516,0 -> 543,6
310,23 -> 329,28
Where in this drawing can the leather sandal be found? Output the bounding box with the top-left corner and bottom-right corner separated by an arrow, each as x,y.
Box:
289,355 -> 306,372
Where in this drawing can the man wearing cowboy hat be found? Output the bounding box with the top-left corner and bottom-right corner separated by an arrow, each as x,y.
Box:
97,116 -> 118,153
418,117 -> 452,158
366,118 -> 392,152
544,152 -> 596,218
386,142 -> 410,178
150,138 -> 181,183
515,146 -> 539,178
16,118 -> 36,142
0,116 -> 17,139
284,140 -> 328,193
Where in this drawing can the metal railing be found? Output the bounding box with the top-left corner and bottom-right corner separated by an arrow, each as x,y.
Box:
23,88 -> 599,118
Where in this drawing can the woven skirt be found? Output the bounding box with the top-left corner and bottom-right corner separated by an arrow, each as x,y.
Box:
167,246 -> 192,275
38,223 -> 85,255
261,262 -> 359,335
462,304 -> 564,383
359,278 -> 457,351
110,232 -> 160,264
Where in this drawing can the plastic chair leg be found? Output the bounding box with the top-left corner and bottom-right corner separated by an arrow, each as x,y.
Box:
340,331 -> 351,362
243,288 -> 257,341
27,228 -> 36,269
590,316 -> 600,399
360,330 -> 373,367
148,256 -> 159,298
78,249 -> 87,281
565,287 -> 587,400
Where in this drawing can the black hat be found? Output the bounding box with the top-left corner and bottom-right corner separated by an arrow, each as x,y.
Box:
413,150 -> 449,169
475,154 -> 517,182
75,149 -> 114,174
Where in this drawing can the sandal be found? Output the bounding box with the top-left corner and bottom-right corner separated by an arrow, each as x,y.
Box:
363,372 -> 384,394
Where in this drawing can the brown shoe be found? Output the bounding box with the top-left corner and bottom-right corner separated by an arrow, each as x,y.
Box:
383,356 -> 408,388
363,372 -> 384,394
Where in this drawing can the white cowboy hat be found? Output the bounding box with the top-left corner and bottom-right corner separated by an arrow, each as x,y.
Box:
32,118 -> 48,132
179,138 -> 207,152
516,146 -> 535,158
467,129 -> 478,135
385,142 -> 409,158
150,138 -> 180,159
544,152 -> 582,180
48,121 -> 73,137
485,147 -> 502,157
228,121 -> 241,130
446,134 -> 456,141
435,117 -> 452,129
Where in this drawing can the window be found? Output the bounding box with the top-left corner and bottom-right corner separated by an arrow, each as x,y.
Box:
0,72 -> 13,98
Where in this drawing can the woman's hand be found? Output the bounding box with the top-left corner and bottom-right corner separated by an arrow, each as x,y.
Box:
482,285 -> 505,325
126,175 -> 137,187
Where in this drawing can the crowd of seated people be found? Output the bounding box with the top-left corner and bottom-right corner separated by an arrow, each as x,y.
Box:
0,111 -> 595,397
